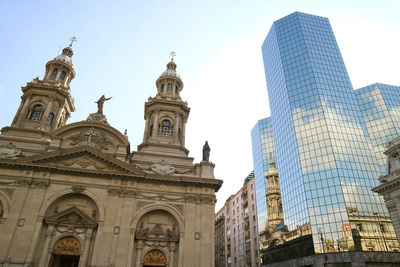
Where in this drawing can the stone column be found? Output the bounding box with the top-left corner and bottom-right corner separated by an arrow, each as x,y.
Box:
178,236 -> 184,267
168,243 -> 176,267
38,224 -> 55,266
181,119 -> 186,146
152,110 -> 160,138
15,96 -> 31,127
79,228 -> 93,267
143,113 -> 151,142
173,112 -> 180,143
52,103 -> 64,131
126,228 -> 136,266
40,100 -> 54,129
135,240 -> 144,267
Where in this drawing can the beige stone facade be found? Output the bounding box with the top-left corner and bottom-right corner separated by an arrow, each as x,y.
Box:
216,172 -> 259,267
0,46 -> 222,267
373,135 -> 400,245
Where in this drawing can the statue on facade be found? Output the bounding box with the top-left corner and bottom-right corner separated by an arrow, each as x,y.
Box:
95,95 -> 112,114
202,141 -> 210,162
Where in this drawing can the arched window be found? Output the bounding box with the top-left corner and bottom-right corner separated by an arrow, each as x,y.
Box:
161,84 -> 165,93
149,125 -> 153,136
175,86 -> 178,94
51,68 -> 58,78
178,128 -> 181,140
59,71 -> 66,80
46,113 -> 54,125
161,120 -> 171,136
167,83 -> 172,93
29,104 -> 43,120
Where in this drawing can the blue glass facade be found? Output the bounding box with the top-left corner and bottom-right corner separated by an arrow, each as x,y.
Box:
355,83 -> 400,175
261,12 -> 388,253
251,118 -> 276,234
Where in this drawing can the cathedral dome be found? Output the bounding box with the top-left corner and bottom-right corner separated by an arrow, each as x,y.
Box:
160,60 -> 180,78
55,46 -> 74,66
55,54 -> 73,65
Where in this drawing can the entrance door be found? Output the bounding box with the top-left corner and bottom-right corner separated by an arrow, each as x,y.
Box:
142,249 -> 167,267
49,254 -> 80,267
49,236 -> 81,267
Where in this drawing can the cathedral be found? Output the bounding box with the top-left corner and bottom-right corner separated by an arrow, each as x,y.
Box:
0,43 -> 222,267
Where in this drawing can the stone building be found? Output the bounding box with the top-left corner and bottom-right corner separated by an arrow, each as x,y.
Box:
0,44 -> 222,267
373,135 -> 400,244
215,208 -> 226,267
216,172 -> 260,267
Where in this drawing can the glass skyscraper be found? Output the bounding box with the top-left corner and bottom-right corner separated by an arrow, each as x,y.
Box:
355,83 -> 400,175
261,12 -> 389,253
251,118 -> 276,234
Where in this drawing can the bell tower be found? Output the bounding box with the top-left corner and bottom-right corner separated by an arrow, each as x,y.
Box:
266,160 -> 283,233
137,54 -> 190,158
1,39 -> 76,144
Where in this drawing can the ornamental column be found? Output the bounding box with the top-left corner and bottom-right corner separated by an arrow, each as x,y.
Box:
38,225 -> 55,266
173,112 -> 180,143
135,240 -> 144,267
79,228 -> 93,267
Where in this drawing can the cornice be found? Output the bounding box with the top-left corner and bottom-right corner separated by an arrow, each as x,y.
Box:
372,175 -> 400,195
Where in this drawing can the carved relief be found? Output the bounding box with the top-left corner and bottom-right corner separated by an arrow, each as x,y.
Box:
0,143 -> 25,159
0,188 -> 15,198
139,160 -> 193,175
68,127 -> 113,150
149,160 -> 175,175
107,188 -> 137,197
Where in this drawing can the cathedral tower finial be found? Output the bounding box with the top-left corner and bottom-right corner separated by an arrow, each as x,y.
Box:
170,51 -> 176,61
69,36 -> 77,47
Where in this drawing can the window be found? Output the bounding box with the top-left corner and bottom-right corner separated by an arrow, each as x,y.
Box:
161,84 -> 165,92
46,113 -> 54,125
51,68 -> 58,78
251,194 -> 254,200
178,128 -> 181,140
175,86 -> 178,94
149,125 -> 153,136
251,183 -> 253,190
59,71 -> 66,80
167,83 -> 172,93
253,215 -> 255,221
252,204 -> 255,211
161,120 -> 171,136
29,104 -> 43,120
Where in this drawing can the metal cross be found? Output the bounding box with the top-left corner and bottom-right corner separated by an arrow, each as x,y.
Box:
83,127 -> 98,143
69,36 -> 77,47
170,51 -> 176,60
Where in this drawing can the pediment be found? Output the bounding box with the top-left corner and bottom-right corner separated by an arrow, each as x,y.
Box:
19,146 -> 145,176
45,207 -> 97,227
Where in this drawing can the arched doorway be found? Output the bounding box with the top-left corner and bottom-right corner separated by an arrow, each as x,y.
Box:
142,249 -> 167,267
49,236 -> 81,267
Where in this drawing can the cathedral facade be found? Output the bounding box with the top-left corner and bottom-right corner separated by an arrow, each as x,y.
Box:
0,45 -> 222,267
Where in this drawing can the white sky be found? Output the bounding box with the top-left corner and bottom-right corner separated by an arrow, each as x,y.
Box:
0,1 -> 399,210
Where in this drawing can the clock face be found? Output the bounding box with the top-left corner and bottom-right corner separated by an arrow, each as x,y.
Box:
143,250 -> 167,266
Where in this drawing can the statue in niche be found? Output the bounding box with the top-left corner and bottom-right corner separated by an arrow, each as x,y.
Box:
95,95 -> 112,114
202,141 -> 210,162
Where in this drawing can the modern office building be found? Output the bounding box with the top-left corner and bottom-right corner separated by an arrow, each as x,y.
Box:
251,118 -> 276,236
355,83 -> 400,175
261,11 -> 398,256
216,173 -> 260,267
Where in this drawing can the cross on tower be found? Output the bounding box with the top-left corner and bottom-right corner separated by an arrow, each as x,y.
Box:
83,127 -> 98,143
170,51 -> 176,60
69,36 -> 77,47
